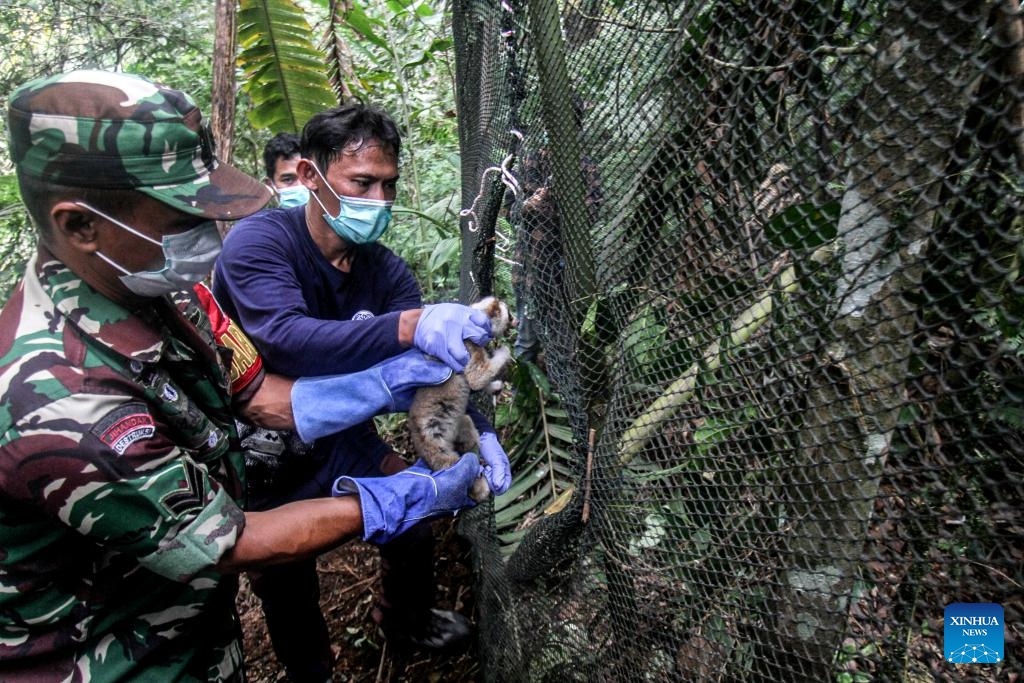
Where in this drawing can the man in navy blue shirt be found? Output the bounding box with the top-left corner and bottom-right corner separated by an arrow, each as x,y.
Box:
213,105 -> 512,682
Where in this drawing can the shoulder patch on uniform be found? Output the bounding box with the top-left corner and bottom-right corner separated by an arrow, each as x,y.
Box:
217,315 -> 263,396
91,402 -> 156,455
352,310 -> 375,321
161,459 -> 206,516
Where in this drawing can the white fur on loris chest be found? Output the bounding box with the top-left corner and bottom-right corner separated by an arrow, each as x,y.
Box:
407,297 -> 513,500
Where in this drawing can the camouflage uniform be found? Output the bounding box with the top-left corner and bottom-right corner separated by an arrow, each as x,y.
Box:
0,70 -> 271,681
0,250 -> 247,680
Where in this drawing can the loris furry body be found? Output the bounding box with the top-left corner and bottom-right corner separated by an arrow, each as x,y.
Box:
408,297 -> 513,500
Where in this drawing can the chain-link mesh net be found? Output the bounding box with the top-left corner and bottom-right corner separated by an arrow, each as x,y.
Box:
452,1 -> 1023,680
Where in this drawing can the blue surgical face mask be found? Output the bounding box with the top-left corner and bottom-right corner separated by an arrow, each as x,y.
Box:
274,184 -> 310,208
78,201 -> 223,298
308,163 -> 393,245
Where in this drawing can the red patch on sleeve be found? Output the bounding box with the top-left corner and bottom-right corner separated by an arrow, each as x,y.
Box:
193,282 -> 263,395
91,403 -> 157,455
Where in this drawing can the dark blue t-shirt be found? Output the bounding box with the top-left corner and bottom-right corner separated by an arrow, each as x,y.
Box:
214,207 -> 421,377
213,206 -> 423,490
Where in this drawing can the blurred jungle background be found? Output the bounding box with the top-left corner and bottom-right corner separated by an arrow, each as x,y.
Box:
2,1 -> 1022,682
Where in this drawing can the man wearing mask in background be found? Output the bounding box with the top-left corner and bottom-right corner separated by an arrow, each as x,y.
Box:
213,104 -> 512,681
0,70 -> 487,681
263,131 -> 309,208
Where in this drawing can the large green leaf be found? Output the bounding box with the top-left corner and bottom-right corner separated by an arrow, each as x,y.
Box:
341,2 -> 391,52
237,0 -> 336,133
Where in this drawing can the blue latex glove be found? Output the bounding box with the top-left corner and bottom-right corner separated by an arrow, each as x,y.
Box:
291,351 -> 452,442
332,453 -> 483,544
412,303 -> 492,372
478,431 -> 511,495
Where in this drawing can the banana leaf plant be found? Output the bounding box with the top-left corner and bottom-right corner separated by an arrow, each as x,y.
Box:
236,0 -> 337,133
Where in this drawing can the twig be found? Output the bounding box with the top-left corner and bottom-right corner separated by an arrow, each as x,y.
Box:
376,640 -> 387,683
617,258 -> 803,464
323,574 -> 376,599
965,559 -> 1024,589
582,428 -> 595,523
702,43 -> 877,73
577,11 -> 678,33
539,385 -> 559,502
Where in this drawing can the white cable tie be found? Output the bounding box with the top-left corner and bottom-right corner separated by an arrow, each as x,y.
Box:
494,226 -> 514,252
494,253 -> 522,267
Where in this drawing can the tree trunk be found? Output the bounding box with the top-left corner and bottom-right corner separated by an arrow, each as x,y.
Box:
769,2 -> 988,679
212,0 -> 238,237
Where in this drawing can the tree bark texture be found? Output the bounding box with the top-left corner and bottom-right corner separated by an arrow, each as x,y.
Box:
212,0 -> 238,238
770,2 -> 989,679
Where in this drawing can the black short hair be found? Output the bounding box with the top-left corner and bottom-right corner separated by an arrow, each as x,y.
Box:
16,173 -> 142,246
263,132 -> 301,179
300,105 -> 401,175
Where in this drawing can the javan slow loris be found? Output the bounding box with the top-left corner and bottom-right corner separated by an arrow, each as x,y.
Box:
408,297 -> 514,500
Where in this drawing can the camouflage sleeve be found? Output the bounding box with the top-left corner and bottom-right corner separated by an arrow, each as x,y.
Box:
0,388 -> 244,582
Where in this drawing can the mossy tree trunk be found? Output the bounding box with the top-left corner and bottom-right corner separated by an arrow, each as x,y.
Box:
769,2 -> 988,679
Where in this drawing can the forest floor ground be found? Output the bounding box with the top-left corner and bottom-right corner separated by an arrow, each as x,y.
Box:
236,521 -> 480,683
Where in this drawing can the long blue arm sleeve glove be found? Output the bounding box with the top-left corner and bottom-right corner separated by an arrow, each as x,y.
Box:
413,303 -> 492,372
291,350 -> 452,442
332,453 -> 483,544
478,431 -> 512,495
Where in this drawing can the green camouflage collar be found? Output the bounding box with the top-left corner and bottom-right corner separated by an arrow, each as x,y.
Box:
31,247 -> 165,363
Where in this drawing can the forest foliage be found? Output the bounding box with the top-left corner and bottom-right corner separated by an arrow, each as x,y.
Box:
0,0 -> 466,301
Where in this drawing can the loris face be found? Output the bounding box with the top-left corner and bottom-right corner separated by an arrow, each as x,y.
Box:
472,297 -> 515,338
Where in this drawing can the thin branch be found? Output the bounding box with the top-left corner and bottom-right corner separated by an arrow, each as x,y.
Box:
965,559 -> 1024,589
702,43 -> 877,73
577,11 -> 679,34
581,428 -> 595,523
538,387 -> 559,502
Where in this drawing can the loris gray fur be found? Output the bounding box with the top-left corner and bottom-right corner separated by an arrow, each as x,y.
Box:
408,297 -> 513,500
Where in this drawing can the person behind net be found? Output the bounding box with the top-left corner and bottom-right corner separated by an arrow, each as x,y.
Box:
212,103 -> 513,680
0,69 -> 485,682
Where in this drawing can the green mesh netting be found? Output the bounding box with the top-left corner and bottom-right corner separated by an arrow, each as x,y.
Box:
452,1 -> 1023,681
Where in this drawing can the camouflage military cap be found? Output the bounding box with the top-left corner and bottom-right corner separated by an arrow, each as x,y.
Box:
7,70 -> 270,219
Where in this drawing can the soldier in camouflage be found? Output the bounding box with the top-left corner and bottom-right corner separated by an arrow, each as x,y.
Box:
0,70 -> 483,682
